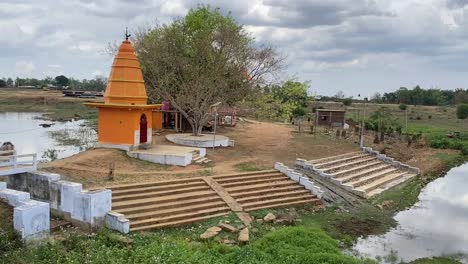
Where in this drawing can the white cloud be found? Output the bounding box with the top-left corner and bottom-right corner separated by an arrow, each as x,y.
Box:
15,61 -> 35,75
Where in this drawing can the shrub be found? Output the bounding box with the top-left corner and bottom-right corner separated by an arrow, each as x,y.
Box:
399,104 -> 407,111
428,115 -> 432,119
456,104 -> 468,119
343,98 -> 352,106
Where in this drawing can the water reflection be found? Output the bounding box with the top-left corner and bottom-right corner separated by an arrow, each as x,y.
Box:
352,164 -> 468,263
0,112 -> 97,160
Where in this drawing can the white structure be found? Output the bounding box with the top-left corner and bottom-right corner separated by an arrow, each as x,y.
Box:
166,133 -> 233,148
0,182 -> 50,240
0,150 -> 37,176
274,162 -> 325,199
127,145 -> 206,167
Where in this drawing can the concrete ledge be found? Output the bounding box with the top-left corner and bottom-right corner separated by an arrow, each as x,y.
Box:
105,212 -> 130,234
96,143 -> 134,152
361,147 -> 421,175
275,162 -> 324,199
166,133 -> 231,148
127,151 -> 191,166
0,188 -> 30,207
14,200 -> 50,240
72,189 -> 112,226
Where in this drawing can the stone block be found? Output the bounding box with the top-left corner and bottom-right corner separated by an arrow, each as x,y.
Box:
0,189 -> 31,207
105,212 -> 130,234
72,189 -> 112,226
14,200 -> 50,240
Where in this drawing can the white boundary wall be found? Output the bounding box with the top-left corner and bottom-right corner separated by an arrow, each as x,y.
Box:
274,162 -> 324,199
7,171 -> 113,229
0,182 -> 50,240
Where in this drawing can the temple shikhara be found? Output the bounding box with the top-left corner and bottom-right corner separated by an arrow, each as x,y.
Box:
85,37 -> 162,150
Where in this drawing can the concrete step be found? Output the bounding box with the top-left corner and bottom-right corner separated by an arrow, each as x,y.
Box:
322,157 -> 377,173
112,181 -> 207,196
337,164 -> 391,182
309,151 -> 362,164
365,174 -> 417,197
107,178 -> 205,191
112,185 -> 212,203
245,198 -> 321,212
130,212 -> 229,232
332,161 -> 383,177
348,168 -> 399,188
236,190 -> 313,204
242,195 -> 315,209
215,173 -> 285,184
314,153 -> 370,168
195,157 -> 209,164
125,201 -> 228,221
244,197 -> 320,212
225,180 -> 297,194
356,172 -> 407,193
130,207 -> 231,228
112,190 -> 217,210
212,170 -> 279,179
219,176 -> 287,188
115,196 -> 224,215
231,185 -> 305,199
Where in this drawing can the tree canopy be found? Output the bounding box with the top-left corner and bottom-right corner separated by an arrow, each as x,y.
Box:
135,6 -> 283,135
55,75 -> 69,87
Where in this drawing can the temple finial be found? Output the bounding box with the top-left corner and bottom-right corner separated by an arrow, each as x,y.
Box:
125,27 -> 131,41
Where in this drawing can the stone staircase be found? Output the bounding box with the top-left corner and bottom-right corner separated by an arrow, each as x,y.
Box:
297,149 -> 420,198
110,178 -> 230,232
106,170 -> 322,232
191,151 -> 212,165
212,170 -> 321,212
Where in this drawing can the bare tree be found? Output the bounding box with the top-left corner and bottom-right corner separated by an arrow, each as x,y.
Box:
134,7 -> 283,135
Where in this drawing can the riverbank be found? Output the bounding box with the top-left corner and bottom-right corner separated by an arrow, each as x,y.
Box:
0,88 -> 98,126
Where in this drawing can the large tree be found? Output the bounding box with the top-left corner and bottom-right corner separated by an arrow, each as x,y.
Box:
134,6 -> 283,135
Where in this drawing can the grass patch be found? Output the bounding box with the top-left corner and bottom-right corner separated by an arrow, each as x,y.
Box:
234,162 -> 266,172
409,257 -> 463,264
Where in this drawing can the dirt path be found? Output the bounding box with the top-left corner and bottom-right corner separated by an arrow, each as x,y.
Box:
42,121 -> 360,188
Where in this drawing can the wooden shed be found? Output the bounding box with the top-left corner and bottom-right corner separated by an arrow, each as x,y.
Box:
316,109 -> 346,128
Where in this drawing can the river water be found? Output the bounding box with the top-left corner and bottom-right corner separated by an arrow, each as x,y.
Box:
352,163 -> 468,263
0,112 -> 97,160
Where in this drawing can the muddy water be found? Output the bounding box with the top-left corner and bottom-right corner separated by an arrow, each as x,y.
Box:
352,163 -> 468,263
0,112 -> 96,160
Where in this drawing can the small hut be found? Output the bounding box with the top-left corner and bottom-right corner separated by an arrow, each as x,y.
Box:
316,109 -> 346,128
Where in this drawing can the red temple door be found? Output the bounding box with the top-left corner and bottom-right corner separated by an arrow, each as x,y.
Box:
140,114 -> 147,144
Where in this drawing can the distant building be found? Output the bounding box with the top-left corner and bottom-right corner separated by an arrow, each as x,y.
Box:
316,109 -> 346,128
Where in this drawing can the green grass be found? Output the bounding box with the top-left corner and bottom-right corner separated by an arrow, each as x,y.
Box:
409,257 -> 463,264
234,162 -> 265,172
1,226 -> 375,264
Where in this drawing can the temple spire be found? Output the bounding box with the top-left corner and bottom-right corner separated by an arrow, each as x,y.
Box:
125,27 -> 131,41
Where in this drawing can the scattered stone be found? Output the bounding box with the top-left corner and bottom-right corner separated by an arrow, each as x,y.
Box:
236,224 -> 245,230
256,219 -> 264,224
275,213 -> 297,226
238,228 -> 249,243
219,223 -> 237,233
251,228 -> 259,233
263,213 -> 276,223
223,239 -> 237,246
200,226 -> 222,240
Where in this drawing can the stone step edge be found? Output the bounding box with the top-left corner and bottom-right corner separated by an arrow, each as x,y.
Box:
274,162 -> 324,199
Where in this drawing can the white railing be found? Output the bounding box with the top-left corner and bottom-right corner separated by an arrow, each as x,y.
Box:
0,150 -> 37,175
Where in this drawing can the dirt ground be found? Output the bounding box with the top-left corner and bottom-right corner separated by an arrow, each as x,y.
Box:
42,121 -> 359,188
0,202 -> 13,231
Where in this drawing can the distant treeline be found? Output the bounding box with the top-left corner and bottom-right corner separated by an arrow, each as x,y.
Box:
0,75 -> 107,91
317,86 -> 468,106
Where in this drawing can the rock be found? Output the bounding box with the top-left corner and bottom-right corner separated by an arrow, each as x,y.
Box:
263,213 -> 276,223
275,213 -> 297,226
219,223 -> 237,233
236,224 -> 245,230
256,219 -> 264,224
238,228 -> 249,243
223,239 -> 237,246
251,228 -> 259,233
200,226 -> 222,240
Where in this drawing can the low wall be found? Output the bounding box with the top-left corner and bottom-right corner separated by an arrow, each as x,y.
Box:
0,182 -> 50,240
274,162 -> 324,199
127,152 -> 192,167
166,134 -> 231,148
7,171 -> 112,229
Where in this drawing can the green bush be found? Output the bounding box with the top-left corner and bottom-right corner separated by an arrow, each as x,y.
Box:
456,104 -> 468,119
399,103 -> 407,110
343,98 -> 353,106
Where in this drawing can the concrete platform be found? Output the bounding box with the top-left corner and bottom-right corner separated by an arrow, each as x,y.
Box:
127,145 -> 206,167
166,133 -> 232,148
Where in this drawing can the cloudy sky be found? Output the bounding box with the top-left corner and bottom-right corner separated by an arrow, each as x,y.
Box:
1,0 -> 468,96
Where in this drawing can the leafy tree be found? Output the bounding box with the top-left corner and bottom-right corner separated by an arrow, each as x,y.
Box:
399,103 -> 407,110
135,6 -> 282,135
0,79 -> 6,88
55,75 -> 69,87
6,78 -> 13,87
343,98 -> 352,106
456,104 -> 468,119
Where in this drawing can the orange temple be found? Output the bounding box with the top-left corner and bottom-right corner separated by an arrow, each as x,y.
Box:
85,39 -> 162,149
